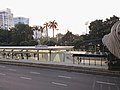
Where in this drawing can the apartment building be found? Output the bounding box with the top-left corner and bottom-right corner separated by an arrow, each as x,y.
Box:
0,8 -> 13,29
13,17 -> 29,25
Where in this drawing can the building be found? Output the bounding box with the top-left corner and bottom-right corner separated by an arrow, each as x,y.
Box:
0,8 -> 13,29
13,17 -> 29,25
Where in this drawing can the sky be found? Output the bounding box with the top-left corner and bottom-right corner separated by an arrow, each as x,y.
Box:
0,0 -> 120,36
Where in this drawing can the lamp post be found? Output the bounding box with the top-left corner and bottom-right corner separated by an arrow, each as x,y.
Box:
85,21 -> 89,34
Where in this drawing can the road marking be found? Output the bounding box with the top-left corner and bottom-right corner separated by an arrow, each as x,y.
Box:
92,77 -> 96,90
0,73 -> 6,76
30,71 -> 41,75
52,82 -> 68,87
114,79 -> 120,90
8,69 -> 16,71
58,75 -> 72,79
0,65 -> 6,68
20,77 -> 32,80
96,81 -> 116,85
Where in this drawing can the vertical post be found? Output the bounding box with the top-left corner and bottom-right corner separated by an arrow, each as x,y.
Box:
26,50 -> 28,60
3,49 -> 5,58
101,58 -> 102,66
89,57 -> 90,65
48,50 -> 51,61
73,56 -> 75,64
95,58 -> 96,66
63,53 -> 65,62
11,49 -> 14,59
37,50 -> 39,60
21,49 -> 24,59
49,50 -> 51,61
83,57 -> 85,65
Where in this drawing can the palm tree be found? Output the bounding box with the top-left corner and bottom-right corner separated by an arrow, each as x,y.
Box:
49,20 -> 58,38
39,26 -> 44,38
43,22 -> 49,37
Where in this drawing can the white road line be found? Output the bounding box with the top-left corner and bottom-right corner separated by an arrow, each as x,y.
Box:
100,84 -> 103,90
58,75 -> 72,79
30,71 -> 41,75
114,79 -> 120,90
96,81 -> 116,85
8,69 -> 16,71
0,73 -> 6,76
20,77 -> 32,80
52,82 -> 68,86
0,65 -> 6,68
92,77 -> 96,90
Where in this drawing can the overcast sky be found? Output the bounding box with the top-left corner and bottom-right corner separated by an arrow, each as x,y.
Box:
0,0 -> 120,36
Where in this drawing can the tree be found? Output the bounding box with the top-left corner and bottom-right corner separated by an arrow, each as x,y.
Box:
49,20 -> 58,38
89,15 -> 119,40
10,23 -> 33,45
84,15 -> 119,52
39,26 -> 44,38
59,31 -> 79,46
0,29 -> 11,45
43,38 -> 56,46
43,22 -> 49,38
89,20 -> 104,39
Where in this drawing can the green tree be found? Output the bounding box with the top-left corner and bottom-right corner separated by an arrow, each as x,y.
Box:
88,15 -> 119,40
10,23 -> 33,45
59,31 -> 79,46
84,15 -> 119,52
49,20 -> 58,38
0,29 -> 11,45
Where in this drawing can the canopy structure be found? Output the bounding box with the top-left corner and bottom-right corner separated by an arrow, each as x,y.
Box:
102,21 -> 120,59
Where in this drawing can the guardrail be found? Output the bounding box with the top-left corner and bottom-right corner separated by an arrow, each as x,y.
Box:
72,53 -> 108,66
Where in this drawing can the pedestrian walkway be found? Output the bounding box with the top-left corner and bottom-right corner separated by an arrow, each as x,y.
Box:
0,58 -> 108,69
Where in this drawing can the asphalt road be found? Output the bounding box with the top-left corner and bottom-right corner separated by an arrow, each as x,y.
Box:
0,64 -> 120,90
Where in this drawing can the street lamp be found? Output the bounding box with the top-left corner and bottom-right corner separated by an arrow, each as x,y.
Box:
85,21 -> 89,34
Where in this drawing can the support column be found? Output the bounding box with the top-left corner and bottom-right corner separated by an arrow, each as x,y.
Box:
37,50 -> 39,60
49,50 -> 51,61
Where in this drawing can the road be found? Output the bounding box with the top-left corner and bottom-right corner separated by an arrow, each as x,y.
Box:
0,64 -> 119,90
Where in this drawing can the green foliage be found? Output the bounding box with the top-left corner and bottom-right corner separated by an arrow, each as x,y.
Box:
39,37 -> 49,45
0,23 -> 34,46
44,40 -> 56,46
89,15 -> 119,40
77,15 -> 120,52
10,23 -> 34,45
28,40 -> 38,46
0,15 -> 119,48
20,41 -> 29,46
59,31 -> 79,46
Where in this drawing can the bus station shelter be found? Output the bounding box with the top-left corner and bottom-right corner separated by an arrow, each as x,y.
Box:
0,46 -> 74,62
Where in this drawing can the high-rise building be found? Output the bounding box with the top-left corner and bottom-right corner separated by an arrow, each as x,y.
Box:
0,8 -> 13,29
13,17 -> 29,25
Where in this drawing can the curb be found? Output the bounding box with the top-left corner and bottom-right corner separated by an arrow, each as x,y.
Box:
0,60 -> 120,77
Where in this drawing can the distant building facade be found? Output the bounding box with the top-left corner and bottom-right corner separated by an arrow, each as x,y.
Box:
13,17 -> 29,25
0,8 -> 13,29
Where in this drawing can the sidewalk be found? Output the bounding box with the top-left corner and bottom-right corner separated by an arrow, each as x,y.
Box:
0,59 -> 120,77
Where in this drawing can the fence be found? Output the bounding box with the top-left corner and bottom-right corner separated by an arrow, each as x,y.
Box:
72,53 -> 108,66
